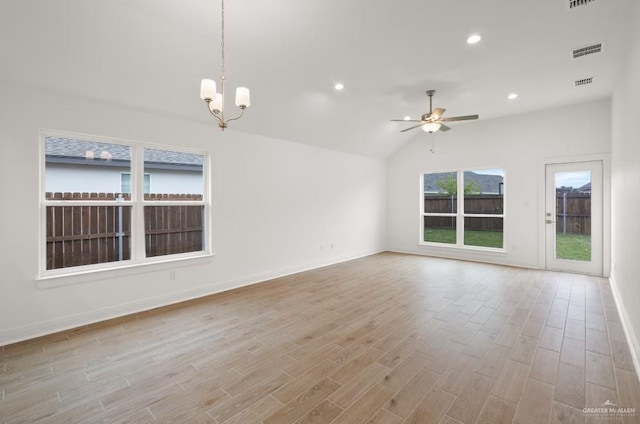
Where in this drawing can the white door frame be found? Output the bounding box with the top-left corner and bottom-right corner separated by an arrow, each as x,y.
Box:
538,154 -> 610,276
545,161 -> 602,274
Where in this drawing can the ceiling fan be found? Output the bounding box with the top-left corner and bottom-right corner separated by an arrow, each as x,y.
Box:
391,90 -> 479,133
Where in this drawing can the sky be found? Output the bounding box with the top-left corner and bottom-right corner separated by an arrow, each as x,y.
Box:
473,168 -> 504,177
555,171 -> 591,189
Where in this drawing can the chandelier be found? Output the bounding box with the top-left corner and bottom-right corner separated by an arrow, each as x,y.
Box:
200,0 -> 250,130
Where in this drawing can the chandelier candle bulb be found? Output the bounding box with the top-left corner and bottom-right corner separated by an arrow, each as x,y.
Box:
210,93 -> 223,112
200,79 -> 217,101
235,87 -> 250,108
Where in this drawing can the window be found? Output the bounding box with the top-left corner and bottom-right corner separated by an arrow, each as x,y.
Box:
422,169 -> 505,249
423,172 -> 457,245
121,173 -> 150,194
41,132 -> 209,275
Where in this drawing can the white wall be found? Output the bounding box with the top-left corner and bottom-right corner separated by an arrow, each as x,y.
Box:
386,99 -> 611,270
611,1 -> 640,376
0,83 -> 386,345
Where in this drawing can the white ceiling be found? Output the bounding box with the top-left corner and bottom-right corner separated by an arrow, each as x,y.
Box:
1,0 -> 632,158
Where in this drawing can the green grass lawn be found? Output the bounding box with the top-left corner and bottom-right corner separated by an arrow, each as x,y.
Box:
424,228 -> 457,244
423,229 -> 591,260
556,233 -> 591,261
424,228 -> 503,248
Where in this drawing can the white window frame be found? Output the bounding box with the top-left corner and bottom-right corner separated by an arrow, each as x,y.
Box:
38,130 -> 212,280
420,168 -> 506,251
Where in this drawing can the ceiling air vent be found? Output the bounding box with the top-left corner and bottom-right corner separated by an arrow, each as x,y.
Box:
567,0 -> 596,10
575,77 -> 593,87
572,42 -> 604,59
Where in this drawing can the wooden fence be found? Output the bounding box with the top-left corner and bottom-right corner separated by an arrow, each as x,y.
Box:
556,192 -> 591,235
425,194 -> 504,214
45,192 -> 203,270
424,216 -> 504,232
424,195 -> 504,231
424,193 -> 591,235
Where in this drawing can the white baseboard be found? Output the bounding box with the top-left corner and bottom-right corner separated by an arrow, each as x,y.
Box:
609,273 -> 640,381
386,248 -> 539,270
0,248 -> 384,346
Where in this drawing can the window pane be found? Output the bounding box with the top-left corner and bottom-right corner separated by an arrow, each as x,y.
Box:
555,171 -> 591,261
45,136 -> 131,197
144,148 -> 204,200
46,205 -> 131,270
121,173 -> 131,194
424,216 -> 456,244
463,170 -> 504,214
424,172 -> 457,213
121,173 -> 151,194
143,174 -> 151,194
464,217 -> 503,248
145,206 -> 204,257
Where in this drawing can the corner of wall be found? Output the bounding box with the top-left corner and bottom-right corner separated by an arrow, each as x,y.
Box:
609,272 -> 640,382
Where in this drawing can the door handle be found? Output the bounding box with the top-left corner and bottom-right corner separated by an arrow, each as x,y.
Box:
546,219 -> 556,224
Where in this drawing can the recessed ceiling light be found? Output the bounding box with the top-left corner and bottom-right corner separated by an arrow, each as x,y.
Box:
334,83 -> 344,91
403,116 -> 411,121
508,93 -> 518,100
467,34 -> 482,45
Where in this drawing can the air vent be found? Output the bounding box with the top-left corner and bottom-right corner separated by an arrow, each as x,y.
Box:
567,0 -> 596,10
572,42 -> 604,59
575,77 -> 593,87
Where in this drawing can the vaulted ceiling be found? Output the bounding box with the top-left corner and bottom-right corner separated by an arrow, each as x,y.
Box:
1,0 -> 632,158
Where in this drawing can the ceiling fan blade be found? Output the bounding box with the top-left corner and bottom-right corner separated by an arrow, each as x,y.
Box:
431,108 -> 446,119
400,123 -> 425,132
440,114 -> 479,122
440,124 -> 452,132
390,119 -> 420,122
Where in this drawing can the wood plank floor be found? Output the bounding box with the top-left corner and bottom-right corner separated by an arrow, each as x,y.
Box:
1,252 -> 639,423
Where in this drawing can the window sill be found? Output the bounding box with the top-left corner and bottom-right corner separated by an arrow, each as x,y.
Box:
35,252 -> 215,289
418,242 -> 507,255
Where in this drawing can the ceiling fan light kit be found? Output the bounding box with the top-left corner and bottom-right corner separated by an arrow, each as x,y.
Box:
391,90 -> 479,134
421,122 -> 442,133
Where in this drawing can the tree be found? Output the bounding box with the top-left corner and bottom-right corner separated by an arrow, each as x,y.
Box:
436,176 -> 481,195
436,176 -> 457,195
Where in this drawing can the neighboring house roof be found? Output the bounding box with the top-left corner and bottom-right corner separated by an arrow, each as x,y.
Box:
557,182 -> 592,193
45,136 -> 203,170
578,182 -> 591,192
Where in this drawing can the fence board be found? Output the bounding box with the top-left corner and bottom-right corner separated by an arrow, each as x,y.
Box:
62,205 -> 73,267
89,204 -> 99,265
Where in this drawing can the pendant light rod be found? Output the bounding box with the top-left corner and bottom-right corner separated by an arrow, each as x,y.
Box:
427,90 -> 435,114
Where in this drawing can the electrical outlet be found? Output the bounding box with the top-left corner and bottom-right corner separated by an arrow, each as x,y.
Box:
169,270 -> 176,280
